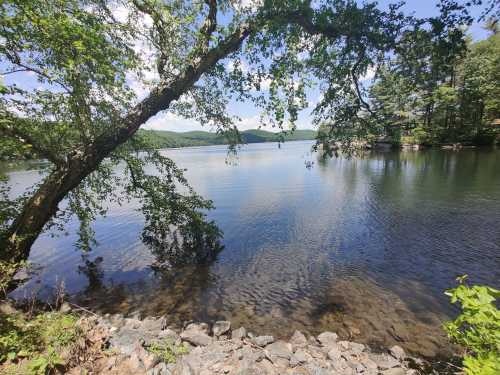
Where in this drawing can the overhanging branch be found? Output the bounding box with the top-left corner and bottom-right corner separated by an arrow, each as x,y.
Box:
0,117 -> 66,165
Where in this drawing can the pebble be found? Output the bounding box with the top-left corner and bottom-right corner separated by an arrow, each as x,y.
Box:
95,315 -> 421,375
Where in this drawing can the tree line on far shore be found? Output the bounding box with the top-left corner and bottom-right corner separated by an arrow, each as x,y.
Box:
365,27 -> 500,146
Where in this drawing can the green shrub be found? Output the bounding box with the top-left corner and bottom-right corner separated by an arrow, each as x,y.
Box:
146,339 -> 189,363
0,310 -> 80,374
444,276 -> 500,375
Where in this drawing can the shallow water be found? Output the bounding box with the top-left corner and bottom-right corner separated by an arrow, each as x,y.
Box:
5,142 -> 500,358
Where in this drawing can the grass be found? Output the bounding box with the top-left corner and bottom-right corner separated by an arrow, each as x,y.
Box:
145,339 -> 189,364
0,309 -> 81,374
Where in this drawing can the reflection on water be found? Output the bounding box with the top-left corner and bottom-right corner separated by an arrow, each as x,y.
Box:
5,142 -> 500,358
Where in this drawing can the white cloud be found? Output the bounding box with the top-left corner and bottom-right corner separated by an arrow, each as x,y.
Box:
309,92 -> 324,108
360,65 -> 377,82
232,0 -> 263,12
236,115 -> 262,131
227,59 -> 250,73
143,111 -> 204,132
254,77 -> 272,91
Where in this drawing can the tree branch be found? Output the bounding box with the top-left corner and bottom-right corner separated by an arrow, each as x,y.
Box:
350,49 -> 375,115
87,21 -> 254,162
0,117 -> 66,165
198,0 -> 218,53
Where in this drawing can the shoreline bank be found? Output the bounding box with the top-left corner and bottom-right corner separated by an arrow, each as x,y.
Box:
0,300 -> 435,375
82,311 -> 424,374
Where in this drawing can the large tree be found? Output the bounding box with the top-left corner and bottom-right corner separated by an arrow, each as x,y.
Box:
0,0 -> 493,281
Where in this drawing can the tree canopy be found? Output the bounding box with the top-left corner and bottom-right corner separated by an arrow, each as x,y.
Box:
0,0 -> 497,277
367,28 -> 500,145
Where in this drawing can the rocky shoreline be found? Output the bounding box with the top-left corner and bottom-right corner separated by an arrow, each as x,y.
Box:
74,311 -> 423,375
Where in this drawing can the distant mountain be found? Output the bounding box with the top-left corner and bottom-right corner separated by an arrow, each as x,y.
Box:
140,129 -> 317,149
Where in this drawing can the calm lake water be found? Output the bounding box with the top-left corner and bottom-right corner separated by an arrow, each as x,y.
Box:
5,141 -> 500,358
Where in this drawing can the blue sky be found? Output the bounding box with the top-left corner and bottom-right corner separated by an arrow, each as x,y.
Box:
2,0 -> 492,133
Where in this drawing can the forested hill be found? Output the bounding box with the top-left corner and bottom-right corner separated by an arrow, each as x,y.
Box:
140,129 -> 317,148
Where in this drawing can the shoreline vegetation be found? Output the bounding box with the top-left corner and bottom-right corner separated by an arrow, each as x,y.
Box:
0,300 -> 430,375
2,127 -> 498,163
1,280 -> 497,374
0,129 -> 318,161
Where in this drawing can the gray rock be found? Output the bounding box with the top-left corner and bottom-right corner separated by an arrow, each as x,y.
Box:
172,356 -> 196,375
252,335 -> 274,347
332,358 -> 355,374
327,346 -> 342,361
266,340 -> 292,360
129,344 -> 160,371
152,362 -> 170,375
305,363 -> 336,375
185,322 -> 209,334
213,321 -> 231,337
317,332 -> 338,348
289,354 -> 300,367
375,354 -> 401,370
360,357 -> 378,371
232,327 -> 247,340
109,328 -> 151,355
381,368 -> 406,375
308,335 -> 319,345
158,328 -> 180,343
349,342 -> 365,354
389,345 -> 406,360
338,340 -> 351,351
141,317 -> 166,334
307,345 -> 327,360
124,317 -> 142,329
353,362 -> 365,373
290,330 -> 308,349
293,348 -> 311,363
180,329 -> 213,347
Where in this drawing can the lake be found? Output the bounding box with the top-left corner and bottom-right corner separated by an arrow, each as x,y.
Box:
5,141 -> 500,358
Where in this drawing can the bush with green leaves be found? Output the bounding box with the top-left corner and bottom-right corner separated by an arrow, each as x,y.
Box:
0,310 -> 80,374
444,276 -> 500,375
145,339 -> 189,364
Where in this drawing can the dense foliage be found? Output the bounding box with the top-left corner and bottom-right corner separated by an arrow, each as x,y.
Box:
141,128 -> 317,149
368,30 -> 500,146
444,277 -> 500,375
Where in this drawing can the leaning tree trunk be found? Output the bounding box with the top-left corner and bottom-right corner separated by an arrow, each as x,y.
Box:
1,164 -> 86,264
